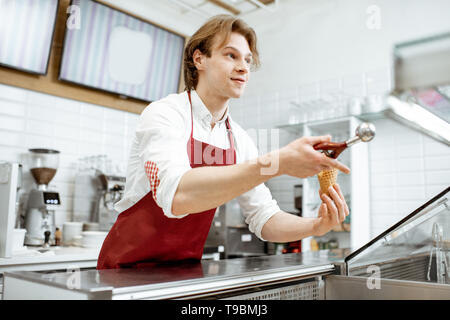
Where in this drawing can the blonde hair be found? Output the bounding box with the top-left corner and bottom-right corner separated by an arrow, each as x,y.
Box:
183,14 -> 260,90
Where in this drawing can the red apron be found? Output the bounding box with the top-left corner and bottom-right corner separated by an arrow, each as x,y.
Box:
97,91 -> 236,269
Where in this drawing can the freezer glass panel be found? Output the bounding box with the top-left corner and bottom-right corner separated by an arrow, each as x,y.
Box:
345,187 -> 450,284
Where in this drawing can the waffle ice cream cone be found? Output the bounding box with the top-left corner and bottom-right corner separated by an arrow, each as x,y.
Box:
317,168 -> 338,196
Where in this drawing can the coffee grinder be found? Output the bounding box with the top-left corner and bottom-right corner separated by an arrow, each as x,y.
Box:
24,149 -> 61,246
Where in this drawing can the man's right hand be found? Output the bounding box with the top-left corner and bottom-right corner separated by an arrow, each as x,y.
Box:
277,135 -> 351,178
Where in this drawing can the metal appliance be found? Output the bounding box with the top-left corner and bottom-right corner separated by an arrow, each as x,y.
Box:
384,32 -> 450,146
72,154 -> 125,226
24,149 -> 61,246
204,199 -> 266,259
0,162 -> 22,258
98,174 -> 125,231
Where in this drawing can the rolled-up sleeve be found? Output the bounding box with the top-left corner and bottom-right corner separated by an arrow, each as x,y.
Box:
235,130 -> 281,241
136,100 -> 191,218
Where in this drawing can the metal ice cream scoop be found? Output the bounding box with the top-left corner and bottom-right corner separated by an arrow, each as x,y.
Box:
313,122 -> 376,159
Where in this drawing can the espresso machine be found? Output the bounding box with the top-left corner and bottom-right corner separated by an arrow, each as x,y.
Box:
98,174 -> 125,231
24,149 -> 61,246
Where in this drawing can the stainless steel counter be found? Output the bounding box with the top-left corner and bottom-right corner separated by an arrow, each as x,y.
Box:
3,249 -> 350,300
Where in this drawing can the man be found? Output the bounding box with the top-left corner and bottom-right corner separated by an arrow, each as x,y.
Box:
97,15 -> 349,269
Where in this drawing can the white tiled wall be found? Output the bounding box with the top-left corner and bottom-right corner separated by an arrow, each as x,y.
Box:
0,84 -> 141,227
229,0 -> 450,240
229,68 -> 450,239
368,118 -> 450,237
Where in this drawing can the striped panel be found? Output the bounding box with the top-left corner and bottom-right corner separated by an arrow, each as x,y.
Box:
60,0 -> 184,102
0,0 -> 58,74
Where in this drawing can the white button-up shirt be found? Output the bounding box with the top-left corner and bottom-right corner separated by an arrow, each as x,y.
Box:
115,90 -> 280,240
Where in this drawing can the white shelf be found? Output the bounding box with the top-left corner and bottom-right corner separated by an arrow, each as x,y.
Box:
277,112 -> 385,134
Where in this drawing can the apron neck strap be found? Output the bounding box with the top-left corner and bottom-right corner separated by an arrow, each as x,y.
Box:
187,90 -> 194,141
187,90 -> 235,151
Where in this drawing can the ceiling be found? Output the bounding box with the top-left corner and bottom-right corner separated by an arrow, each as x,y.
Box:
168,0 -> 278,18
97,0 -> 280,36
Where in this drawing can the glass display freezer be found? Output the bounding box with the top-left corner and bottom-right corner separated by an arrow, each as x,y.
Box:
326,186 -> 450,299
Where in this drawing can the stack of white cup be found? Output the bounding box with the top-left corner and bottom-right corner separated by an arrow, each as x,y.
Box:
62,222 -> 83,246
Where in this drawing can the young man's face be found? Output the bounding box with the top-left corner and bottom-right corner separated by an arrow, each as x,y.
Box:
195,32 -> 252,99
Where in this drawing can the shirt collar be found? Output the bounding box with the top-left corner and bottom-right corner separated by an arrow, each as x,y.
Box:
189,90 -> 230,126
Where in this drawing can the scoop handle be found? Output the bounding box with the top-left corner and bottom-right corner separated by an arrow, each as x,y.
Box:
313,141 -> 348,159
